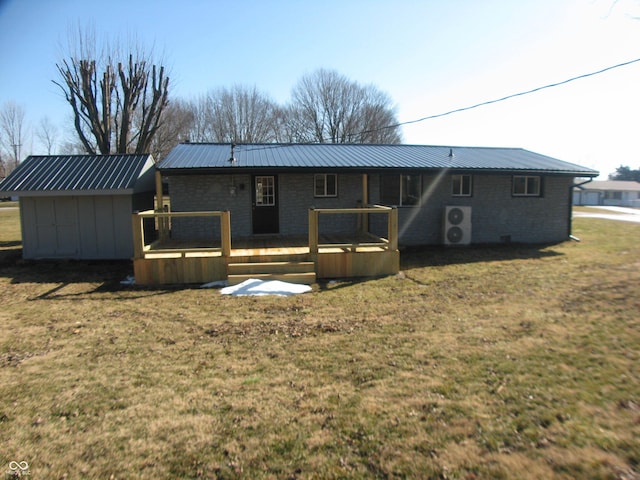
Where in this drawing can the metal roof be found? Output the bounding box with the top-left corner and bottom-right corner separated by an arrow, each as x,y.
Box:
0,154 -> 156,195
158,143 -> 599,176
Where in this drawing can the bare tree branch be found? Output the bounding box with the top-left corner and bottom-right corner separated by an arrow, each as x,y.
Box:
0,101 -> 28,170
53,28 -> 170,155
36,116 -> 58,155
289,69 -> 402,144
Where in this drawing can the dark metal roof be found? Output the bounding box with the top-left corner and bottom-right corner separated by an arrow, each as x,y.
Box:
158,143 -> 599,176
0,154 -> 156,195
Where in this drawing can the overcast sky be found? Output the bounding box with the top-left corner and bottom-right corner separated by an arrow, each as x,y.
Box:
1,0 -> 639,178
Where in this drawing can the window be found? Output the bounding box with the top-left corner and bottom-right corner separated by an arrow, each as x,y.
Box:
314,174 -> 337,197
402,174 -> 421,205
380,174 -> 422,206
255,176 -> 275,205
452,175 -> 472,196
513,175 -> 541,196
604,191 -> 622,200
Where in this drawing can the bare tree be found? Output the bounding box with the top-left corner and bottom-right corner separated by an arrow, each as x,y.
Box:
194,85 -> 279,143
0,101 -> 28,172
0,151 -> 6,179
53,28 -> 169,155
36,116 -> 59,155
188,94 -> 213,143
148,99 -> 194,162
289,69 -> 402,144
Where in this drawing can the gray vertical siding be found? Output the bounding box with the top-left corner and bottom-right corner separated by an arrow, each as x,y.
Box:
19,194 -> 142,259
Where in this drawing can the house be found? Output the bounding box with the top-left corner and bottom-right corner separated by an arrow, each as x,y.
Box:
0,154 -> 156,260
0,144 -> 597,284
158,142 -> 598,245
129,142 -> 597,285
573,180 -> 640,207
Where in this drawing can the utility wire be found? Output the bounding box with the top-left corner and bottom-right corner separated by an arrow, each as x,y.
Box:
238,57 -> 640,150
357,57 -> 640,136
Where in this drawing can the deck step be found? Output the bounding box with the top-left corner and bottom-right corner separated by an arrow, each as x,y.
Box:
228,261 -> 315,275
227,272 -> 316,286
227,261 -> 315,285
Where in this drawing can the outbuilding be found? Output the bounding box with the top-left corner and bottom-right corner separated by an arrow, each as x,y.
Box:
0,154 -> 155,260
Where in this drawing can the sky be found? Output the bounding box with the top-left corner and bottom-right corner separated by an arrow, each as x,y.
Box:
1,0 -> 639,178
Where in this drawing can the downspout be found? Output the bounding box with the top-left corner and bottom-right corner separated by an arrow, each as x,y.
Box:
568,177 -> 595,241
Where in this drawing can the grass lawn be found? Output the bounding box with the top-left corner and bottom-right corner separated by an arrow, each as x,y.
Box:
1,207 -> 638,479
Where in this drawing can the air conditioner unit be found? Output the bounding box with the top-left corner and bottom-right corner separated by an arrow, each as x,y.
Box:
443,206 -> 472,245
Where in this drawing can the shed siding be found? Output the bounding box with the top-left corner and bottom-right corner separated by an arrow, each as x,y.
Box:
20,195 -> 138,259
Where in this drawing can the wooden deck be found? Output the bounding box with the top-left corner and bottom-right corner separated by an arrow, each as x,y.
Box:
132,207 -> 399,285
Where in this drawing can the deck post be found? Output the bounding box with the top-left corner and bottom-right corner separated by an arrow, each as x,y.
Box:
155,170 -> 170,241
308,208 -> 318,254
361,173 -> 369,233
221,210 -> 231,257
155,170 -> 163,211
131,212 -> 144,259
388,207 -> 398,251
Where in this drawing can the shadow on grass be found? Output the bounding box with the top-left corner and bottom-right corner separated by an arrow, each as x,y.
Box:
400,242 -> 565,270
0,242 -> 566,298
0,256 -> 195,300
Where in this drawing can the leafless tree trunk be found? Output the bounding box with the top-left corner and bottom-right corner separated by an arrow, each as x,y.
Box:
0,101 -> 27,171
53,28 -> 170,155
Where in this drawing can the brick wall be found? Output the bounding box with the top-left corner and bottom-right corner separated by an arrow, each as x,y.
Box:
168,173 -> 365,239
168,174 -> 252,240
369,173 -> 572,245
167,172 -> 573,245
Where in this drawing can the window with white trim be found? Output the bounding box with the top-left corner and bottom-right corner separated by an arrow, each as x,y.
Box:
314,173 -> 337,197
513,175 -> 541,196
452,174 -> 472,196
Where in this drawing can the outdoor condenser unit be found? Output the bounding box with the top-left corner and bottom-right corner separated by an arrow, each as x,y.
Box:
443,206 -> 472,245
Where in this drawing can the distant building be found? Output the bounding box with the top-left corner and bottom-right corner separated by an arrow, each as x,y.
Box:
573,180 -> 640,207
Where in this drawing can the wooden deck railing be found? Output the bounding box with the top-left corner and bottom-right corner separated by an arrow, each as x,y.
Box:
132,210 -> 231,258
308,205 -> 398,254
133,205 -> 397,258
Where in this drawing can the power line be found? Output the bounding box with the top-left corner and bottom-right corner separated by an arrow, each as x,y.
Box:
359,57 -> 640,136
231,57 -> 640,150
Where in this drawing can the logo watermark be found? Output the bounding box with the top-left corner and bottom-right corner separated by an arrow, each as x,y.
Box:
5,462 -> 30,479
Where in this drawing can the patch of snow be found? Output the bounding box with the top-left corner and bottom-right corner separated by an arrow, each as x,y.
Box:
220,278 -> 312,296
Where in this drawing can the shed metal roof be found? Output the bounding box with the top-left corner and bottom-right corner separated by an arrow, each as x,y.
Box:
158,143 -> 599,176
0,154 -> 156,195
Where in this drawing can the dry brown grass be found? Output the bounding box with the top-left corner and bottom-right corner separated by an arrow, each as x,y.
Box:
1,207 -> 639,479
